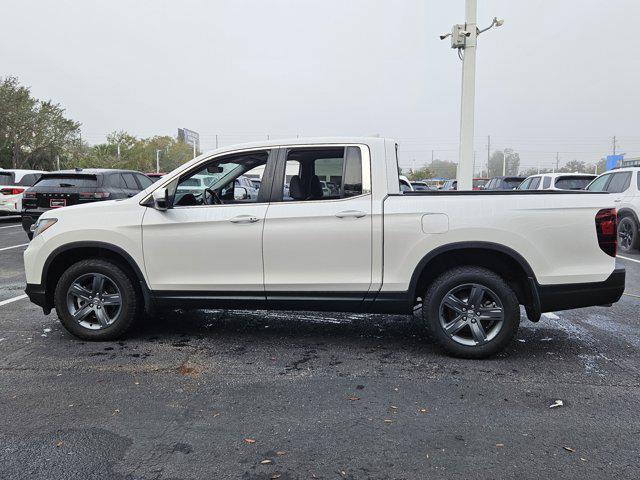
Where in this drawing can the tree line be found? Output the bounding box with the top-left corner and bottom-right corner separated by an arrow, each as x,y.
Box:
0,77 -> 195,173
404,149 -> 605,180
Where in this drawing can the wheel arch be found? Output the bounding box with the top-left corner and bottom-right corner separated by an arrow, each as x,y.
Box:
617,208 -> 639,224
409,242 -> 540,320
42,242 -> 151,313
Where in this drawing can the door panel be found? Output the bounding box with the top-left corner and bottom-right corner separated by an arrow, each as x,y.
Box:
142,205 -> 268,291
262,195 -> 372,293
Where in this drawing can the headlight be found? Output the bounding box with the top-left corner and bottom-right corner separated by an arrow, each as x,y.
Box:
31,218 -> 57,238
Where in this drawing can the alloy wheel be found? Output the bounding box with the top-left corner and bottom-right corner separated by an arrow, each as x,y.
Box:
619,221 -> 634,251
439,283 -> 505,347
66,273 -> 122,330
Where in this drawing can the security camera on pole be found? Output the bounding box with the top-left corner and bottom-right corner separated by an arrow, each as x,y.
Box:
440,1 -> 503,190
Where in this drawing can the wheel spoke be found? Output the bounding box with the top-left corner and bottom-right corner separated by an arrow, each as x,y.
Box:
95,307 -> 110,327
443,294 -> 467,314
469,320 -> 488,345
468,286 -> 484,309
101,293 -> 121,306
69,283 -> 92,301
479,307 -> 503,321
91,275 -> 105,295
73,304 -> 93,322
444,316 -> 468,336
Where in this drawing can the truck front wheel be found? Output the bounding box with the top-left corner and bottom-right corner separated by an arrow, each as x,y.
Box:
423,266 -> 520,359
54,259 -> 140,340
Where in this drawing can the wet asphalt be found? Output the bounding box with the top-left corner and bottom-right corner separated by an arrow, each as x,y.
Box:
0,215 -> 639,480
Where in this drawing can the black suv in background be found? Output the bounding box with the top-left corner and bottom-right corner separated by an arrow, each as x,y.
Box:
484,176 -> 526,190
22,169 -> 153,238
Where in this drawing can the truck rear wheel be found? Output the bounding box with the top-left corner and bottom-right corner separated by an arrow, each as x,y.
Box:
54,259 -> 140,340
423,266 -> 520,359
618,216 -> 639,253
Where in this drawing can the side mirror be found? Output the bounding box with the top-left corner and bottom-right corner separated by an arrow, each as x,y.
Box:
234,187 -> 249,200
152,188 -> 169,211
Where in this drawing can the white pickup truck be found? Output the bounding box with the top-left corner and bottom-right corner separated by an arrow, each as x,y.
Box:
24,138 -> 625,358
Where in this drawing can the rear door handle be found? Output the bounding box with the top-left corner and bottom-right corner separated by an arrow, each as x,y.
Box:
614,199 -> 622,203
335,210 -> 366,219
229,215 -> 260,224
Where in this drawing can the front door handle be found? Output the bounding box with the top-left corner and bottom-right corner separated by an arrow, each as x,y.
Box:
335,210 -> 366,219
229,215 -> 260,224
614,199 -> 622,203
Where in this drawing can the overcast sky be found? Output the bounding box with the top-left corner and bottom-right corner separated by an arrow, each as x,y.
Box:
2,0 -> 639,170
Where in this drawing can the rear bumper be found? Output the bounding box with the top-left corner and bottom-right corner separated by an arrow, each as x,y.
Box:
537,267 -> 626,312
25,283 -> 51,314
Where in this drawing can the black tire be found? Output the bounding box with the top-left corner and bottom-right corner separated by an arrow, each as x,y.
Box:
54,259 -> 140,340
423,266 -> 520,359
618,216 -> 639,253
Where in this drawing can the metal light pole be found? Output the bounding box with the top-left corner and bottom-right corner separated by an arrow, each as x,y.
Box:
441,3 -> 503,190
156,149 -> 161,173
502,148 -> 507,176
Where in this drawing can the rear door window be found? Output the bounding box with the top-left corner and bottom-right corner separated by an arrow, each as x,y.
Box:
606,172 -> 632,193
121,173 -> 139,190
135,174 -> 153,189
529,177 -> 541,190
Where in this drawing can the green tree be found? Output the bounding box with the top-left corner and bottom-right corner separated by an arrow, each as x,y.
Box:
406,167 -> 433,181
427,159 -> 457,179
558,160 -> 588,173
488,149 -> 520,177
0,76 -> 81,169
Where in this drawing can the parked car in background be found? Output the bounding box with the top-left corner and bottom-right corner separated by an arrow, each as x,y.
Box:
484,176 -> 526,190
399,175 -> 413,192
23,137 -> 623,359
587,167 -> 640,253
146,173 -> 166,182
518,173 -> 597,191
411,181 -> 432,191
439,178 -> 489,191
235,175 -> 260,200
250,178 -> 261,189
0,169 -> 45,216
21,169 -> 153,238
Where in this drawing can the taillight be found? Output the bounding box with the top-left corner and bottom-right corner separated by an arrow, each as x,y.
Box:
79,191 -> 110,200
0,187 -> 25,195
595,208 -> 617,257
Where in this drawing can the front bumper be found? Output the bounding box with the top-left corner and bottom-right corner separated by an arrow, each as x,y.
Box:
537,267 -> 626,312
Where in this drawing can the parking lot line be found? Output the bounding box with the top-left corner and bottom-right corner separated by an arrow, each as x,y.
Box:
0,243 -> 28,252
0,224 -> 21,230
618,255 -> 640,264
0,294 -> 27,307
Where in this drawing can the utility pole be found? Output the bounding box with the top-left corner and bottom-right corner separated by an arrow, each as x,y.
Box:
215,134 -> 219,149
502,148 -> 507,176
612,136 -> 617,155
193,142 -> 196,159
56,155 -> 60,171
156,150 -> 161,173
117,143 -> 121,162
440,4 -> 503,189
431,150 -> 434,163
555,152 -> 559,173
487,134 -> 491,168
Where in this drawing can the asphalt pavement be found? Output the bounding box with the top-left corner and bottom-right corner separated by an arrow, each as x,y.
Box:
0,215 -> 639,480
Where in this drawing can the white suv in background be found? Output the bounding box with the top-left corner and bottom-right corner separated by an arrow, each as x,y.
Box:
518,172 -> 596,191
587,167 -> 640,253
0,169 -> 45,216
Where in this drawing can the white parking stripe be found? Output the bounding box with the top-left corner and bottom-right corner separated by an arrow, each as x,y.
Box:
618,255 -> 640,264
0,243 -> 28,252
0,224 -> 21,230
0,294 -> 27,306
